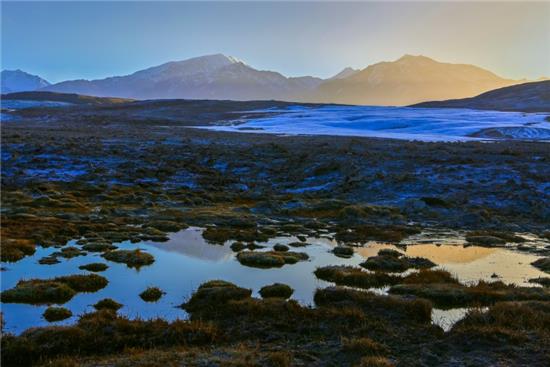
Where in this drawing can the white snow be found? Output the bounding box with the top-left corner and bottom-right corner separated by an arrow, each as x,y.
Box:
200,105 -> 550,142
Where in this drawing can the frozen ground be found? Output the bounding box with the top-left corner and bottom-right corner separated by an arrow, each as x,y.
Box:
202,105 -> 550,141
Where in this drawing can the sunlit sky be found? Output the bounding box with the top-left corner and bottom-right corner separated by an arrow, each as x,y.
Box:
1,1 -> 549,83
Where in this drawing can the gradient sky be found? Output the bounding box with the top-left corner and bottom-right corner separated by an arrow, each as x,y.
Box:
2,1 -> 549,83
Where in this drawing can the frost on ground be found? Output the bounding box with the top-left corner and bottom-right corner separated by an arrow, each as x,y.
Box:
202,105 -> 550,142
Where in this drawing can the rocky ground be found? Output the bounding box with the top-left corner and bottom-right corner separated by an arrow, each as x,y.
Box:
1,100 -> 549,366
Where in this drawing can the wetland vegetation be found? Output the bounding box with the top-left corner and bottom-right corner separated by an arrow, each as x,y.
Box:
1,99 -> 549,366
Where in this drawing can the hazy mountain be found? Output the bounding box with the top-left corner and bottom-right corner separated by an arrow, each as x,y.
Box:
307,55 -> 520,106
413,80 -> 550,112
1,70 -> 50,93
44,54 -> 323,101
329,67 -> 359,80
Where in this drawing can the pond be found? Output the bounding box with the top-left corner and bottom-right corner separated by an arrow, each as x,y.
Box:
1,227 -> 547,334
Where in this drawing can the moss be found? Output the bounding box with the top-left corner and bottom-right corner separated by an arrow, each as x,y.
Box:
333,246 -> 354,258
531,257 -> 550,273
94,298 -> 123,311
43,307 -> 72,322
230,241 -> 245,252
259,283 -> 294,299
79,263 -> 109,272
236,251 -> 308,268
139,287 -> 165,302
315,266 -> 399,288
102,249 -> 155,268
182,280 -> 252,312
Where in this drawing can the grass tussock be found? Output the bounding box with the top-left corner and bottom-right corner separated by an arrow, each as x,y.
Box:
531,257 -> 550,273
78,263 -> 109,272
1,310 -> 219,367
93,298 -> 123,311
1,239 -> 36,262
102,249 -> 154,268
360,249 -> 435,272
259,283 -> 294,299
0,274 -> 108,304
342,337 -> 389,356
139,287 -> 165,302
315,266 -> 399,288
43,307 -> 73,322
182,280 -> 252,313
333,246 -> 354,258
236,251 -> 308,268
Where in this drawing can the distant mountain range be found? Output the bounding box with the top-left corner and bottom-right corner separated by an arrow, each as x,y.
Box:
1,54 -> 544,106
1,70 -> 50,94
413,80 -> 550,113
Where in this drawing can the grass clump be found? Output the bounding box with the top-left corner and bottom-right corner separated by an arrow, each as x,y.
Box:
315,266 -> 398,288
401,269 -> 459,284
43,307 -> 72,322
342,337 -> 389,356
259,283 -> 294,299
140,287 -> 165,302
79,263 -> 109,272
273,244 -> 289,252
528,277 -> 550,287
1,239 -> 36,262
1,310 -> 219,366
52,246 -> 86,259
531,257 -> 550,273
94,298 -> 123,311
333,246 -> 354,258
102,249 -> 154,268
356,356 -> 395,367
314,287 -> 432,323
182,280 -> 252,312
1,274 -> 107,304
82,242 -> 117,252
390,280 -> 550,308
236,251 -> 308,268
360,249 -> 435,273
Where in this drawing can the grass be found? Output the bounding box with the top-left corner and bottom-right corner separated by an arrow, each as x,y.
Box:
236,251 -> 308,268
360,249 -> 435,272
1,239 -> 36,262
341,337 -> 389,356
528,277 -> 550,287
333,246 -> 354,258
181,280 -> 252,313
1,274 -> 108,304
93,298 -> 123,311
315,266 -> 399,288
81,243 -> 117,252
259,283 -> 294,299
102,249 -> 154,268
531,257 -> 550,273
43,307 -> 72,322
390,280 -> 550,308
273,244 -> 289,252
139,287 -> 164,302
78,263 -> 109,272
1,310 -> 219,367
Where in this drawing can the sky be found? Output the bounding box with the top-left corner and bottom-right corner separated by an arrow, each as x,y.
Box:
1,1 -> 549,83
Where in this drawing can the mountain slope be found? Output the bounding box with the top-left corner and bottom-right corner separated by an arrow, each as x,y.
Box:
412,80 -> 550,112
308,55 -> 520,106
1,70 -> 50,93
44,54 -> 323,101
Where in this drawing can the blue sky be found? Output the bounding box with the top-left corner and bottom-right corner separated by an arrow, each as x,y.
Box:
2,1 -> 549,83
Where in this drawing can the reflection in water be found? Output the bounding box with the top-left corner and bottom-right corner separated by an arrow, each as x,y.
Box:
148,227 -> 233,262
355,243 -> 546,286
1,228 -> 546,335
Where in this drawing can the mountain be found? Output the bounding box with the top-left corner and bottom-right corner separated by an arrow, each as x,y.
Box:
412,80 -> 550,112
307,55 -> 520,106
329,67 -> 359,80
1,70 -> 50,93
44,54 -> 323,101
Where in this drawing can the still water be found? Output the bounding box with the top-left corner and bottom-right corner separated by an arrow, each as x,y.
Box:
1,227 -> 546,334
